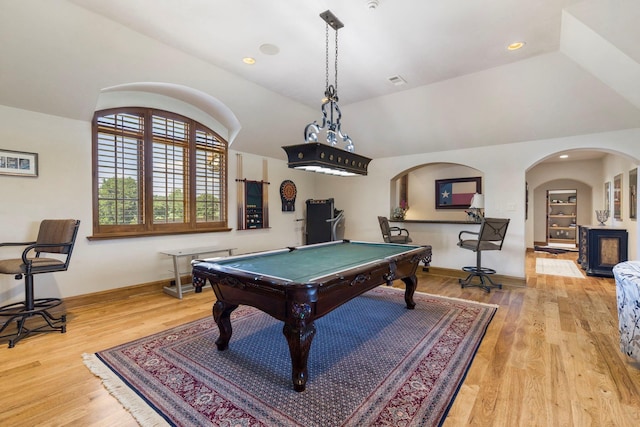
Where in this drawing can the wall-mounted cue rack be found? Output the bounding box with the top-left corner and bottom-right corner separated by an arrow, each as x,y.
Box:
236,154 -> 270,230
236,179 -> 269,229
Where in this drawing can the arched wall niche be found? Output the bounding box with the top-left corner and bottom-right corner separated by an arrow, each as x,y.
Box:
389,162 -> 484,221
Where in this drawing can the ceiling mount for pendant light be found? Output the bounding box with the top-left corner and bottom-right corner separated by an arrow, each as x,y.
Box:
283,10 -> 371,177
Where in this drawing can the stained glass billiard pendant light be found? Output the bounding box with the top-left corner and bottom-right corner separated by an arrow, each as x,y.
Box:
283,10 -> 371,177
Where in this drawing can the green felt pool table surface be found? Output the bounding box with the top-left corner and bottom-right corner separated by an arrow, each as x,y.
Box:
205,240 -> 422,283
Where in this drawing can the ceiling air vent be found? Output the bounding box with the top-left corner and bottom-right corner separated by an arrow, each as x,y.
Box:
388,75 -> 406,86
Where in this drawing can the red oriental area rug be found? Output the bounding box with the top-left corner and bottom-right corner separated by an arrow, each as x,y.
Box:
83,287 -> 497,426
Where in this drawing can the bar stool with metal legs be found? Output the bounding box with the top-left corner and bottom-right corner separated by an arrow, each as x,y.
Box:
0,219 -> 80,347
457,217 -> 510,293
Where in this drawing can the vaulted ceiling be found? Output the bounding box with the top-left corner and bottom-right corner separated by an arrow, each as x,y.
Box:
1,0 -> 639,160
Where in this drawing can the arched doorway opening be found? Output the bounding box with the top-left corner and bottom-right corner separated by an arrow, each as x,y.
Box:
526,148 -> 639,266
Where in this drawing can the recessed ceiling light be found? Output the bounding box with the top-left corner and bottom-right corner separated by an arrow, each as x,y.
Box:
559,154 -> 569,159
242,57 -> 256,65
507,41 -> 526,51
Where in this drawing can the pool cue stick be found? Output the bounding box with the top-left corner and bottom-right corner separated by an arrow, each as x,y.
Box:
262,158 -> 269,228
236,153 -> 244,229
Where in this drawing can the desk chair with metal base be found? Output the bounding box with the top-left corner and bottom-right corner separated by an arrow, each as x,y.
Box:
378,216 -> 412,244
457,217 -> 509,293
377,216 -> 433,271
0,219 -> 80,348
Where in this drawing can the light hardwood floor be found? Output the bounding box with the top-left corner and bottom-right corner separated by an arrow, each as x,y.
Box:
1,251 -> 639,426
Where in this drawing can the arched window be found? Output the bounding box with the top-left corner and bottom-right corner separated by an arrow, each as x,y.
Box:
91,107 -> 229,238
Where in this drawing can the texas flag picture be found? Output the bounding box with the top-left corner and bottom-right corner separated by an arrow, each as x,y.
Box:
438,180 -> 476,207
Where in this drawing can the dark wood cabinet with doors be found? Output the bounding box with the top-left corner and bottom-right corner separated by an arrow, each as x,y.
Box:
577,225 -> 628,277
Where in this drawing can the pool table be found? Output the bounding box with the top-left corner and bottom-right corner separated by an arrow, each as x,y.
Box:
191,240 -> 430,392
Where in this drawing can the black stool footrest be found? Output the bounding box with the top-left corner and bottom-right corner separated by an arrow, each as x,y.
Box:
0,298 -> 66,348
459,267 -> 502,293
462,266 -> 496,275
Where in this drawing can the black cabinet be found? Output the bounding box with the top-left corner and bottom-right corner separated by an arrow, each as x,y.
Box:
305,198 -> 335,244
578,226 -> 628,277
244,180 -> 265,229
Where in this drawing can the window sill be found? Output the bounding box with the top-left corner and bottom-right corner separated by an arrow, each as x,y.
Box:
87,227 -> 233,241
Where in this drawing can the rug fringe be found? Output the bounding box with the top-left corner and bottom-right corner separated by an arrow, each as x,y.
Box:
82,353 -> 170,427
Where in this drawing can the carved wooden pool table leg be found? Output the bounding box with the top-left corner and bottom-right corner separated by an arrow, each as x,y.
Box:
283,320 -> 317,392
213,300 -> 238,351
401,274 -> 417,309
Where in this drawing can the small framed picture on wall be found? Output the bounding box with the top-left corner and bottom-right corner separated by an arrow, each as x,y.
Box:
0,149 -> 38,177
614,174 -> 622,220
435,176 -> 481,209
630,168 -> 637,220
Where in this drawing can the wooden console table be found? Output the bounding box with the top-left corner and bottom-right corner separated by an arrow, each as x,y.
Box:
160,246 -> 235,299
389,219 -> 479,224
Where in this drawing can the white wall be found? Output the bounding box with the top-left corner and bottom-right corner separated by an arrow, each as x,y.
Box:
315,129 -> 640,279
2,103 -> 640,303
0,105 -> 316,303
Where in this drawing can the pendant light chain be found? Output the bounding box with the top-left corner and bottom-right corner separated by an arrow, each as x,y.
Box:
325,23 -> 329,94
324,22 -> 340,100
334,29 -> 339,98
